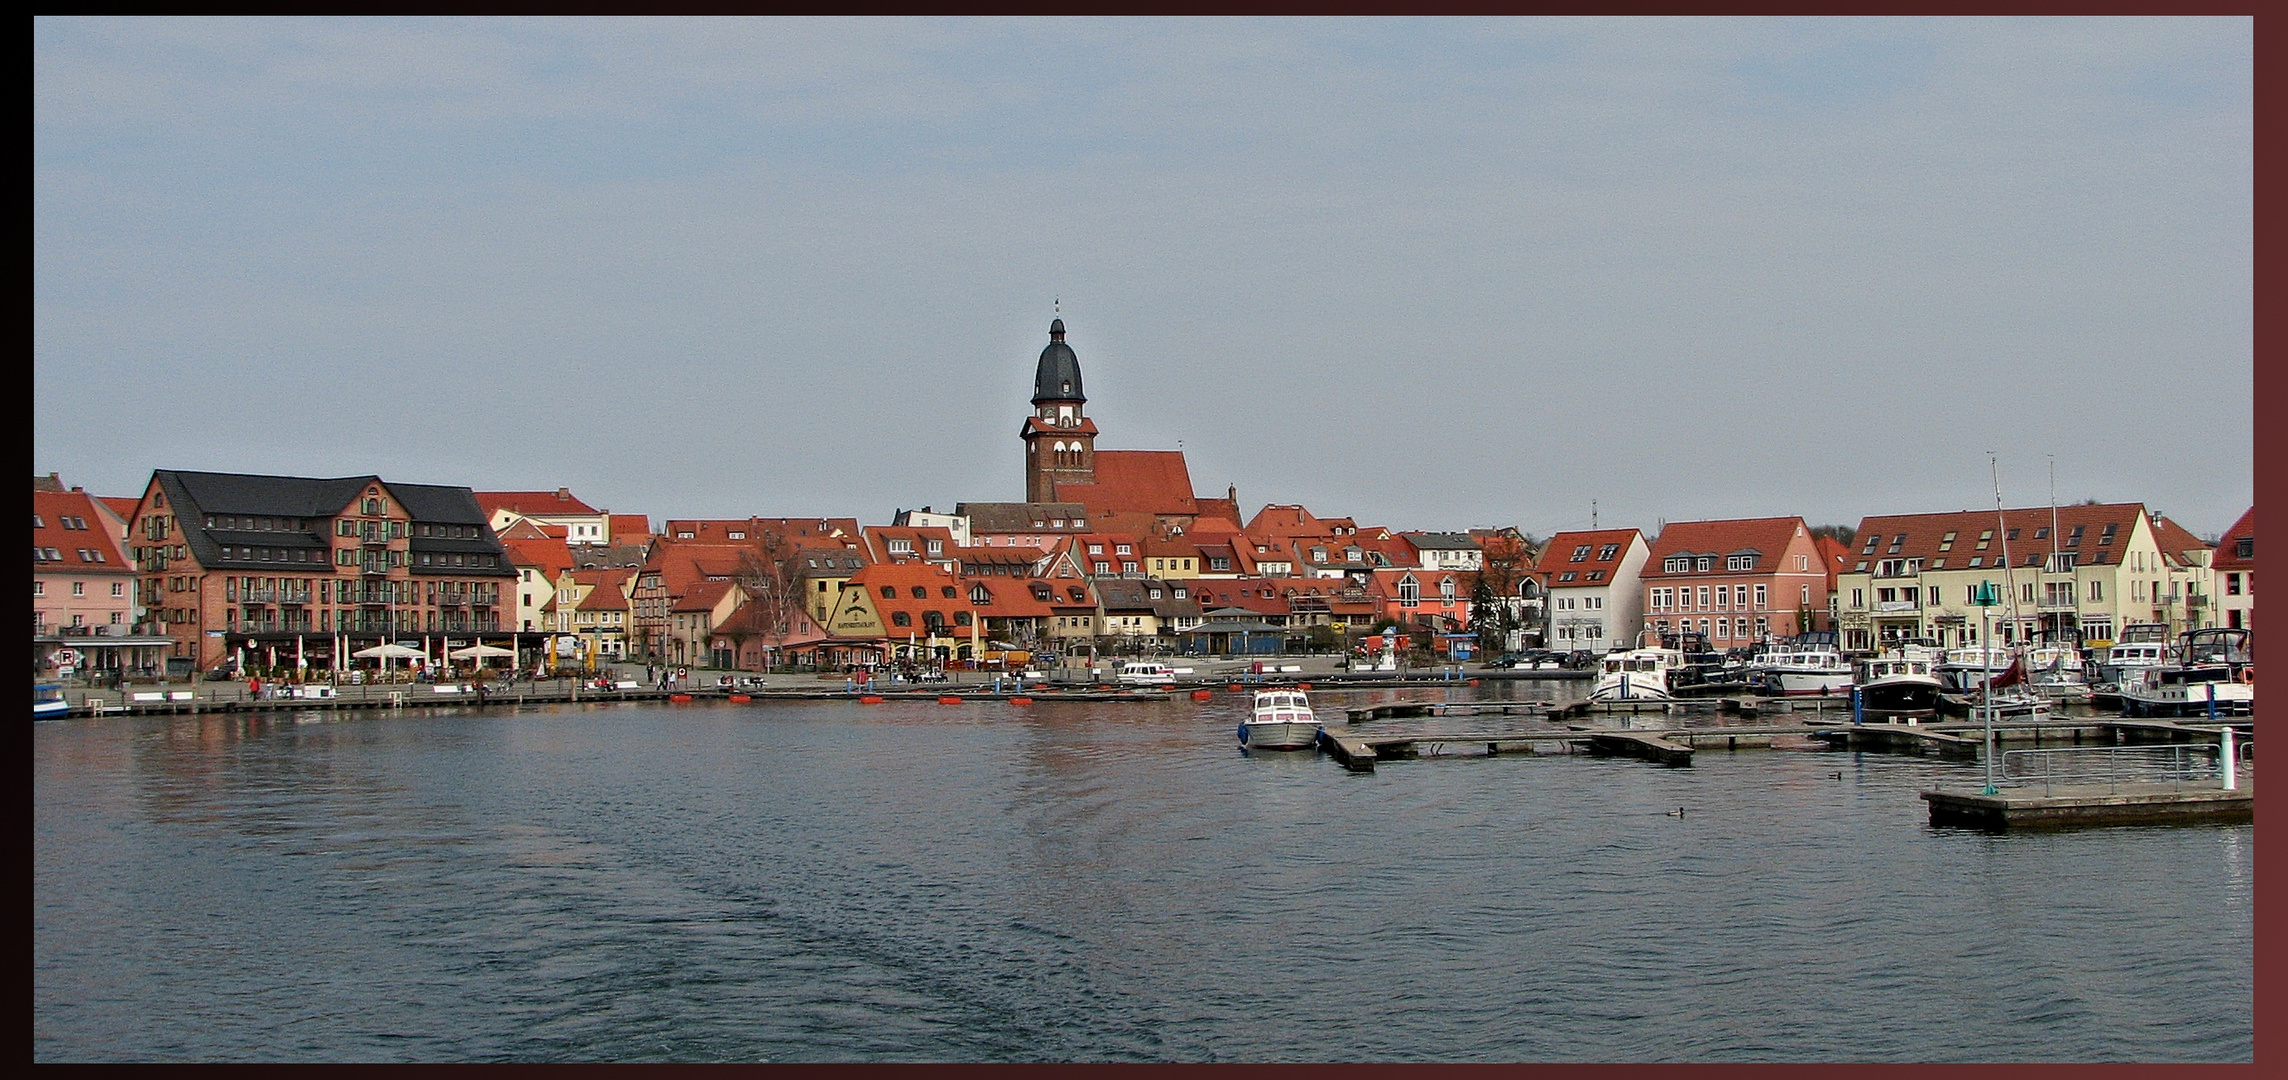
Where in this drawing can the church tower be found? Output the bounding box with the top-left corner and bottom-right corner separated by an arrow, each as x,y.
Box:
1020,318 -> 1098,502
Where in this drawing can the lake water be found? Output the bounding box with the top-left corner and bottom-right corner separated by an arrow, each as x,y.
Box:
33,685 -> 2254,1062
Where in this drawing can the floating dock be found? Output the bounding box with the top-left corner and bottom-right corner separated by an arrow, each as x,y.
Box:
1921,781 -> 2253,829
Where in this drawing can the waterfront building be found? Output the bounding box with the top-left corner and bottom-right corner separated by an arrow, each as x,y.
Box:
476,488 -> 611,546
667,579 -> 746,668
125,470 -> 514,674
1363,566 -> 1471,635
496,518 -> 573,634
2213,506 -> 2255,631
1833,502 -> 2203,651
1536,528 -> 1650,654
1639,517 -> 1829,648
33,485 -> 165,679
566,567 -> 633,661
795,546 -> 872,625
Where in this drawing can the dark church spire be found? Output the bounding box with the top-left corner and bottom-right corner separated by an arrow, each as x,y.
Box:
1032,318 -> 1085,405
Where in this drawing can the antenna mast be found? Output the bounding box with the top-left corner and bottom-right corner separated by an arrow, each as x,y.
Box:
1993,453 -> 2023,645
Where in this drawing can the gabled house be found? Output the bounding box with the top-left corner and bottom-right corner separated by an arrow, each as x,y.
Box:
1535,529 -> 1650,653
1640,517 -> 1827,649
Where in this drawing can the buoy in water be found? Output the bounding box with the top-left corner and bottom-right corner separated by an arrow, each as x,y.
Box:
1228,684 -> 1244,692
1191,689 -> 1213,701
669,693 -> 693,703
1010,696 -> 1034,705
937,695 -> 963,704
729,694 -> 751,703
859,695 -> 885,704
1298,682 -> 1313,690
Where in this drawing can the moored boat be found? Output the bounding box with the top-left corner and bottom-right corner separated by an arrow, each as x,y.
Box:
35,683 -> 70,720
2119,628 -> 2254,718
1854,644 -> 1943,722
1590,645 -> 1684,702
1239,688 -> 1322,750
1748,642 -> 1853,697
1116,661 -> 1176,686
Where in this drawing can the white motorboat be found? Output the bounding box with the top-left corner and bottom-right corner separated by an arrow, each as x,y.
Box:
34,683 -> 70,720
2120,628 -> 2254,718
2091,635 -> 2175,700
1590,646 -> 1684,702
1747,644 -> 1853,696
1239,688 -> 1322,750
1116,661 -> 1176,687
1854,645 -> 1944,722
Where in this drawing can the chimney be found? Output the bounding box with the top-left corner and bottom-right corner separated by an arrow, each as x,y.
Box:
556,487 -> 571,501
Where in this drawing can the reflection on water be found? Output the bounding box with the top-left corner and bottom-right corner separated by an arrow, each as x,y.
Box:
34,688 -> 2252,1062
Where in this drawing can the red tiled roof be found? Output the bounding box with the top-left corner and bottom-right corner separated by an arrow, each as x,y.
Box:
1187,577 -> 1293,616
1054,450 -> 1198,517
98,496 -> 141,524
573,569 -> 633,612
671,579 -> 738,613
501,534 -> 574,582
476,489 -> 600,516
662,518 -> 862,545
1641,517 -> 1813,579
608,514 -> 651,544
2214,506 -> 2255,572
1533,529 -> 1642,574
33,490 -> 131,572
2149,514 -> 2211,563
1844,504 -> 2151,572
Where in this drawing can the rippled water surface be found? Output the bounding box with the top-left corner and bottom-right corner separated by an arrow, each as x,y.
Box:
34,687 -> 2253,1062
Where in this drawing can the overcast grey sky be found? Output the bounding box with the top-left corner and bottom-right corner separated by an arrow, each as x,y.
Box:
34,17 -> 2252,538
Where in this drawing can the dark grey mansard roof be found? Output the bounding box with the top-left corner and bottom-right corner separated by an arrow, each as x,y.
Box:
1031,318 -> 1085,405
153,469 -> 509,576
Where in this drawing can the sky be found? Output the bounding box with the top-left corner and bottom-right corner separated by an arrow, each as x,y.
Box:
34,17 -> 2253,540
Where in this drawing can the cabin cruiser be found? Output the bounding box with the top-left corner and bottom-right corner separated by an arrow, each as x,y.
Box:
1590,645 -> 1685,702
2091,628 -> 2177,701
1854,644 -> 1944,722
1239,689 -> 1323,750
2119,628 -> 2254,718
1748,642 -> 1854,697
1116,661 -> 1177,687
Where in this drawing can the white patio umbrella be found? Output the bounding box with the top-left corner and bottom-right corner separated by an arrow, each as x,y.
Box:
352,643 -> 425,659
448,643 -> 517,660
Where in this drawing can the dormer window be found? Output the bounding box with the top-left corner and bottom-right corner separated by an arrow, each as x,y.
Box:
1569,545 -> 1591,562
1597,544 -> 1619,560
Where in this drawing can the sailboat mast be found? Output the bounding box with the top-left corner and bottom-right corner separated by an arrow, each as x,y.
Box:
1993,453 -> 2023,645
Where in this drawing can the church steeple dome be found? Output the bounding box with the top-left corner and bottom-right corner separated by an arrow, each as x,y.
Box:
1032,318 -> 1085,405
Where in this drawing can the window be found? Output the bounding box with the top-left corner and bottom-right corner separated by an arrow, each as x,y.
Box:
892,611 -> 912,627
2237,538 -> 2253,559
911,586 -> 927,599
1569,545 -> 1591,562
880,586 -> 896,598
2226,573 -> 2241,596
1664,556 -> 1690,573
1696,557 -> 1713,572
72,582 -> 85,597
2090,580 -> 2103,601
1726,554 -> 1755,571
1597,544 -> 1619,561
